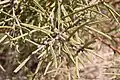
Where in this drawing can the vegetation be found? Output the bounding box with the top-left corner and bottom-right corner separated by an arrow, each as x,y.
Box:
0,0 -> 120,80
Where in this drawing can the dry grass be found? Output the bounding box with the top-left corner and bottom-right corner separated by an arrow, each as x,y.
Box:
0,0 -> 120,80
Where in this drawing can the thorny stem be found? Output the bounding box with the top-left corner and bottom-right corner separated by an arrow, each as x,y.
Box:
97,37 -> 120,54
